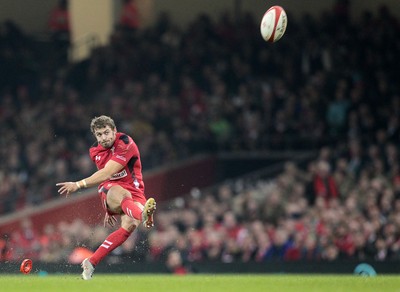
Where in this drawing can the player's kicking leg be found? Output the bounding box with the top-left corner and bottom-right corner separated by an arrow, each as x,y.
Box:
142,197 -> 156,228
81,258 -> 95,280
80,197 -> 156,280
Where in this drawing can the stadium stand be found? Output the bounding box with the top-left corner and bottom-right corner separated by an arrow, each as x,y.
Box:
0,2 -> 399,266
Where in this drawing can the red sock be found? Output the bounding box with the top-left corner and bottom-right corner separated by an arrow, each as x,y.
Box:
121,197 -> 142,220
89,227 -> 131,266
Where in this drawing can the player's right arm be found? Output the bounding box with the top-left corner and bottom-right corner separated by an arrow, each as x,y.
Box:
56,160 -> 124,196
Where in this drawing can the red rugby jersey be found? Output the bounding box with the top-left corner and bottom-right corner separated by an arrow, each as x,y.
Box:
89,132 -> 144,193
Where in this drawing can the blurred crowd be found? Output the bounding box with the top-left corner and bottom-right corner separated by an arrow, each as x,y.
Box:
2,142 -> 400,265
149,144 -> 400,265
1,1 -> 400,265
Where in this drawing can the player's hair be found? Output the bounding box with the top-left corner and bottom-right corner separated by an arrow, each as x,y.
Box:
90,115 -> 116,134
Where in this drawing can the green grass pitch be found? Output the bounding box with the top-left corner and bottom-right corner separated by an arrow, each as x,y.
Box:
1,274 -> 399,292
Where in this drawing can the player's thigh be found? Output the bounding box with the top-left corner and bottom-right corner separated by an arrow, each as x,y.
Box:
106,185 -> 132,213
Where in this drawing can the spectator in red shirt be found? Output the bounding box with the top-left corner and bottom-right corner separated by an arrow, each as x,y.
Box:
333,223 -> 355,257
166,249 -> 190,275
48,0 -> 70,34
221,211 -> 243,240
312,160 -> 339,205
0,235 -> 12,262
10,219 -> 41,261
119,0 -> 140,37
48,0 -> 70,64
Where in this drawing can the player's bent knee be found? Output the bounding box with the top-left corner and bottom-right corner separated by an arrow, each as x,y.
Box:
121,214 -> 140,233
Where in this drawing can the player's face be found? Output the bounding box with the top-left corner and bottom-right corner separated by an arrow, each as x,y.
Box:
94,126 -> 116,148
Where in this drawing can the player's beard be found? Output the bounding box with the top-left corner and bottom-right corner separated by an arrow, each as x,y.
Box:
99,131 -> 116,148
101,140 -> 111,148
101,137 -> 114,148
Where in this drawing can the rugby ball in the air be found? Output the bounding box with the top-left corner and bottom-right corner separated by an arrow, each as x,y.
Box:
260,6 -> 288,42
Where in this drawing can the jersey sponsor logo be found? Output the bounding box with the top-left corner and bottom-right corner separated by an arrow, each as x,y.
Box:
116,154 -> 126,161
110,169 -> 128,180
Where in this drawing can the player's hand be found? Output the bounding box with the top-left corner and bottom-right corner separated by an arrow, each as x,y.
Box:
104,213 -> 117,227
56,182 -> 80,197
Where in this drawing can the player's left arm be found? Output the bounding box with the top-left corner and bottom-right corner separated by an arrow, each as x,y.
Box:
56,159 -> 124,196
